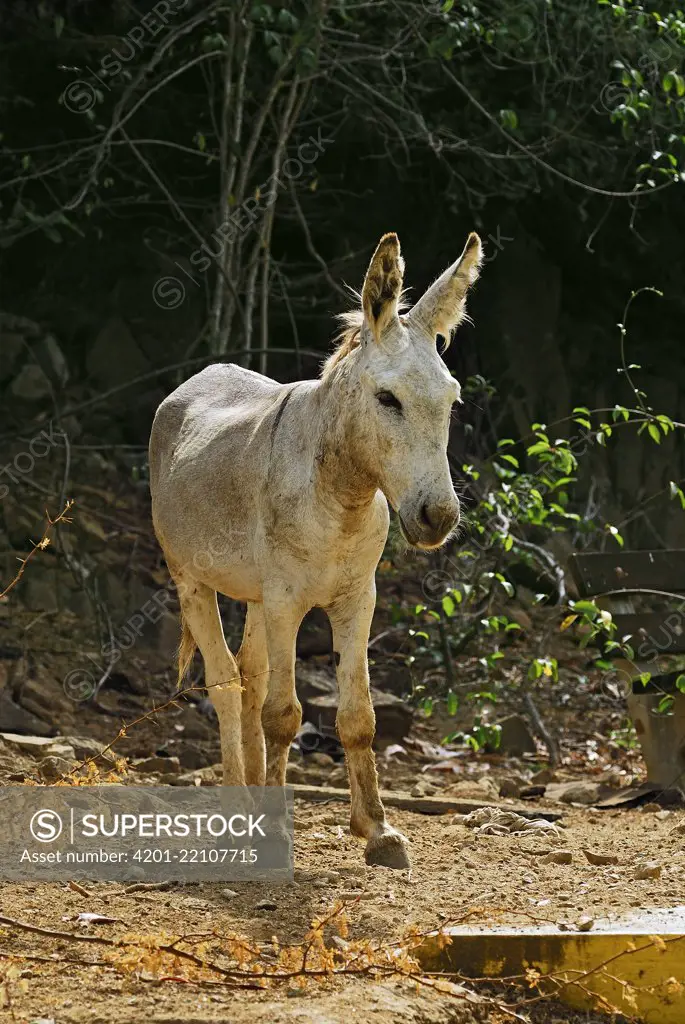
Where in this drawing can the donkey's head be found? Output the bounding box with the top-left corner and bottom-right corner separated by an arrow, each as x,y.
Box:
349,231 -> 482,549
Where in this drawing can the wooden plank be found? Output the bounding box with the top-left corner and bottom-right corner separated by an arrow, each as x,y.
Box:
569,550 -> 685,597
289,783 -> 562,821
612,612 -> 685,653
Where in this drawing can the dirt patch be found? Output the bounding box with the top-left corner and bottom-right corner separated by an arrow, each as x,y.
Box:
0,783 -> 681,1022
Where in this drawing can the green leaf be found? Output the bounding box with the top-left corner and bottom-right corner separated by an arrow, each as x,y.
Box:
657,695 -> 675,715
572,600 -> 600,615
446,690 -> 458,716
669,481 -> 685,509
607,525 -> 624,547
442,594 -> 456,617
648,422 -> 661,444
499,108 -> 518,131
54,14 -> 65,37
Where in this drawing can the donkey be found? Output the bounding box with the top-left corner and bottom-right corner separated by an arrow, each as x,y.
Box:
148,231 -> 482,869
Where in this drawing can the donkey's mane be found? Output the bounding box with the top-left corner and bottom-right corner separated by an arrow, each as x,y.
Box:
322,299 -> 365,377
322,290 -> 410,378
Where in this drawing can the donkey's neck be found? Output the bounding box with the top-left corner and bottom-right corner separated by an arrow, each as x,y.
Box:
310,367 -> 379,515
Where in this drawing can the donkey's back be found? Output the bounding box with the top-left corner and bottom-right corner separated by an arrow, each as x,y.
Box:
149,362 -> 287,599
149,362 -> 281,489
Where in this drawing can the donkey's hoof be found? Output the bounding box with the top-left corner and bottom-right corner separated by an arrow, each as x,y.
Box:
364,831 -> 411,870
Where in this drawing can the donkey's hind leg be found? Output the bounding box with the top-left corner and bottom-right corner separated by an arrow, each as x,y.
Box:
176,576 -> 245,786
237,602 -> 269,786
261,595 -> 304,786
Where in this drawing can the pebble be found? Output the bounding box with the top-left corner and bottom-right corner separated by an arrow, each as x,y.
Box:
38,755 -> 73,782
307,752 -> 336,768
634,860 -> 662,880
255,899 -> 277,911
220,888 -> 239,899
582,849 -> 619,866
543,850 -> 573,865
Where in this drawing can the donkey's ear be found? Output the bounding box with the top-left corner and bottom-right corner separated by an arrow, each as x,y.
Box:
361,233 -> 405,341
407,232 -> 482,344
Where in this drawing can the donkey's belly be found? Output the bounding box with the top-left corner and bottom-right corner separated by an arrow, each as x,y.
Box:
153,510 -> 263,602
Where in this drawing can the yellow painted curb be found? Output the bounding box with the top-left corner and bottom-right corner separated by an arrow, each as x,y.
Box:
417,910 -> 685,1022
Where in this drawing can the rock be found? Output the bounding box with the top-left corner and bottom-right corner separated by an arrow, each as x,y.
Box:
0,732 -> 56,753
531,767 -> 559,785
18,676 -> 72,719
543,850 -> 573,864
255,899 -> 277,911
132,755 -> 181,775
507,604 -> 533,631
476,777 -> 500,800
495,714 -> 537,756
173,745 -> 210,771
577,916 -> 595,932
148,610 -> 182,661
307,752 -> 335,768
298,664 -> 412,745
519,785 -> 546,798
221,889 -> 239,899
177,707 -> 214,741
286,763 -> 306,782
0,695 -> 55,736
296,608 -> 332,658
10,363 -> 52,400
582,849 -> 619,866
329,767 -> 347,786
63,736 -> 115,762
634,860 -> 662,880
35,333 -> 69,387
38,755 -> 73,781
498,775 -> 527,798
43,742 -> 76,760
545,781 -> 602,806
172,766 -> 218,786
655,810 -> 672,821
22,570 -> 59,613
87,317 -> 150,389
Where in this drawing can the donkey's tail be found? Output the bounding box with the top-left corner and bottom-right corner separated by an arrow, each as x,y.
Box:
177,613 -> 197,687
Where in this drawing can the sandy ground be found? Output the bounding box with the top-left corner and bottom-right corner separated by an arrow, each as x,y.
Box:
0,784 -> 682,1023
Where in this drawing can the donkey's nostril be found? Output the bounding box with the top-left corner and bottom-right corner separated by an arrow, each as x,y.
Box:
420,503 -> 434,529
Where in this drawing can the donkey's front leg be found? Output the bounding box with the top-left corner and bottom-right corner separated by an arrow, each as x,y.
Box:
328,587 -> 410,870
261,596 -> 304,786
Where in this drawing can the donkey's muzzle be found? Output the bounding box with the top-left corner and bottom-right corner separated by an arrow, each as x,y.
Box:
399,498 -> 459,550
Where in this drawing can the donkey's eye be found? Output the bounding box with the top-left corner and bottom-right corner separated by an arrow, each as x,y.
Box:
376,390 -> 402,412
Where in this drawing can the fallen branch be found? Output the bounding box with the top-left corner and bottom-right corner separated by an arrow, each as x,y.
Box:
290,783 -> 562,820
0,499 -> 73,600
